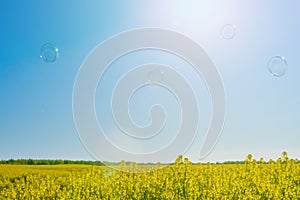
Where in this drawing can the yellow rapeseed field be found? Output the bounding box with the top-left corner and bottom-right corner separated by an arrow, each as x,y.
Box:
0,154 -> 299,199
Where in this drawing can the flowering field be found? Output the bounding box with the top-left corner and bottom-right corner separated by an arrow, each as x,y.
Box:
0,154 -> 299,199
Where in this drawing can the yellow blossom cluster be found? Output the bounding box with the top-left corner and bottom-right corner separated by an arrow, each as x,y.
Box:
0,153 -> 299,199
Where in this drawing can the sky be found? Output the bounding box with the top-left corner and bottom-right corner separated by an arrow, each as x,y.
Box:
0,0 -> 299,163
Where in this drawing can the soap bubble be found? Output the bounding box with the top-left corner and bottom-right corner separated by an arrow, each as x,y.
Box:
148,69 -> 164,83
221,24 -> 236,39
40,43 -> 59,63
268,56 -> 287,77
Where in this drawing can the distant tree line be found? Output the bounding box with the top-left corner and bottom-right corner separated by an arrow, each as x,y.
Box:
1,152 -> 298,165
0,159 -> 104,166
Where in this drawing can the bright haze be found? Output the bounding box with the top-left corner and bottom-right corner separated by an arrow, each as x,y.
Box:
0,0 -> 299,163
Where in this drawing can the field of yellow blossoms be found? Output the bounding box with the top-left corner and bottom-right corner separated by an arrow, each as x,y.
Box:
0,153 -> 299,199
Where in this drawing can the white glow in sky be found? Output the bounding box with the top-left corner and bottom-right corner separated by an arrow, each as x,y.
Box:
0,0 -> 299,163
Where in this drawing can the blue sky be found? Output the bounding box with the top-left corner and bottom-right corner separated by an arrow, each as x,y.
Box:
0,0 -> 299,163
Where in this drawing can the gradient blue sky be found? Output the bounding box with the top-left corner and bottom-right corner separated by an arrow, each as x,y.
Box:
0,0 -> 299,162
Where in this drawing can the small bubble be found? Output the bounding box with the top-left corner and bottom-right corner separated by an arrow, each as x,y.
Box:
221,24 -> 236,39
40,43 -> 59,63
268,56 -> 287,77
148,69 -> 164,83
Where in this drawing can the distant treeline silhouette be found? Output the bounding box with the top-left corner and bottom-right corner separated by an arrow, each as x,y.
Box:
1,152 -> 298,165
0,159 -> 104,166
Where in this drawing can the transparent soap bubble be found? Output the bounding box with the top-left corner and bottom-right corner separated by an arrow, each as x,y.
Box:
268,56 -> 287,77
148,69 -> 164,83
221,24 -> 236,39
40,43 -> 59,63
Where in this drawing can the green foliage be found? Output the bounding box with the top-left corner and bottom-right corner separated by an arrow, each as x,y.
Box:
0,159 -> 104,166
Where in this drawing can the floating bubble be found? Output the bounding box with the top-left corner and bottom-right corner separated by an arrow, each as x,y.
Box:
148,69 -> 164,83
221,24 -> 236,39
40,43 -> 59,63
268,56 -> 287,77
